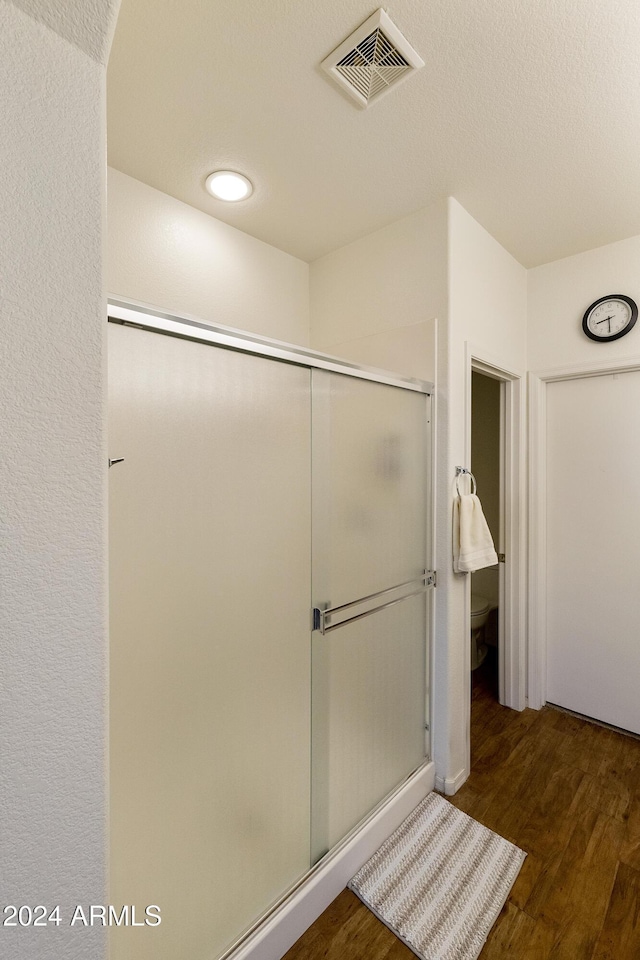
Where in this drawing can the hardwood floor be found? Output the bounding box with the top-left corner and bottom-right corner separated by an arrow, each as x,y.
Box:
283,651 -> 640,959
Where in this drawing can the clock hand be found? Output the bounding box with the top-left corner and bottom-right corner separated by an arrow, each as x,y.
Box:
596,315 -> 614,324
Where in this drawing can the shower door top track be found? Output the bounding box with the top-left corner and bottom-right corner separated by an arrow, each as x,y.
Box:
108,298 -> 433,395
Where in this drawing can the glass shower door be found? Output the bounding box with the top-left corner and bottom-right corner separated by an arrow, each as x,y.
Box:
108,305 -> 433,959
311,370 -> 431,860
109,323 -> 313,960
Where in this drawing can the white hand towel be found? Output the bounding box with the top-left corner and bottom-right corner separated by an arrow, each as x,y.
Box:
453,493 -> 499,573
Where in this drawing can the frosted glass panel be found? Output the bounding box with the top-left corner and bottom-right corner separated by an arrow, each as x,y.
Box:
108,325 -> 311,960
318,373 -> 428,606
312,595 -> 427,856
311,370 -> 430,861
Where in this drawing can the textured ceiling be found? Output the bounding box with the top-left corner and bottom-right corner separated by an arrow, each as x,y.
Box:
12,0 -> 119,63
107,0 -> 640,266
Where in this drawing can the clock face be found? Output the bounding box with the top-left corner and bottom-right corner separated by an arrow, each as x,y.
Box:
582,295 -> 638,342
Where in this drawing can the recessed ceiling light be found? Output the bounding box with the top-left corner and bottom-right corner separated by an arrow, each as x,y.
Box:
205,171 -> 253,202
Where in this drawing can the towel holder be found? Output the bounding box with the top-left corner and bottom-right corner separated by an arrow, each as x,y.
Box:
455,466 -> 476,496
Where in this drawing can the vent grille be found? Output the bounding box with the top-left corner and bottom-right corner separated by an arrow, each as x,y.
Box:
321,9 -> 424,108
335,28 -> 411,102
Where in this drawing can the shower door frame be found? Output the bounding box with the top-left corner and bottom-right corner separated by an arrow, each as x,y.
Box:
107,297 -> 436,960
108,298 -> 431,391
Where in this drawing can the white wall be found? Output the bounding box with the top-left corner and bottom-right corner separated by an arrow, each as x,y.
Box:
434,198 -> 527,792
310,201 -> 448,373
108,168 -> 310,345
449,199 -> 528,368
0,2 -> 119,958
528,233 -> 640,370
10,0 -> 119,63
320,320 -> 437,383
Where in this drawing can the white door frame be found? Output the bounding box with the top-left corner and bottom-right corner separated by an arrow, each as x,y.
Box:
528,354 -> 640,709
465,343 -> 526,711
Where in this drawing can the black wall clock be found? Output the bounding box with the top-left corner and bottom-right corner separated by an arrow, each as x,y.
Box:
582,295 -> 638,342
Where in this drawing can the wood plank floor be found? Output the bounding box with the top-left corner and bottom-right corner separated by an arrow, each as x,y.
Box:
283,651 -> 640,959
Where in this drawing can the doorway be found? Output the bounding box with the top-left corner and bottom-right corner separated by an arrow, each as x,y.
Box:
470,371 -> 502,703
465,345 -> 526,721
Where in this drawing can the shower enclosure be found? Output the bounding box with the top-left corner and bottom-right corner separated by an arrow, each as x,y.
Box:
108,302 -> 433,960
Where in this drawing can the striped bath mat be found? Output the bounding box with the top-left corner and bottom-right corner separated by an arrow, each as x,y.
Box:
348,793 -> 525,960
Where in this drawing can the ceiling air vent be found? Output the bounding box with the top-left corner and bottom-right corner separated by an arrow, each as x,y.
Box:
321,9 -> 424,109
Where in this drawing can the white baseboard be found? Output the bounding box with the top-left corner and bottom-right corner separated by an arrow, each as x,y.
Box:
434,766 -> 468,796
227,760 -> 436,960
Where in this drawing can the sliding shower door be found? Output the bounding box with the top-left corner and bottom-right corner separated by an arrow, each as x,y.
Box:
108,323 -> 312,960
311,371 -> 430,860
109,306 -> 432,960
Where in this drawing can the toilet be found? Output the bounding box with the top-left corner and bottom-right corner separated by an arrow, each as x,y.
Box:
471,593 -> 492,670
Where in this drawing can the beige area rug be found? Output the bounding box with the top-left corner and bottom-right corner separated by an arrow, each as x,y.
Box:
348,793 -> 525,960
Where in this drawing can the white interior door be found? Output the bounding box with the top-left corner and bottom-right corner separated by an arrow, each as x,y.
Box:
546,370 -> 640,734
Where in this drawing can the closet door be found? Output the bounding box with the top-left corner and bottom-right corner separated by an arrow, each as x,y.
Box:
108,323 -> 312,960
546,371 -> 640,735
311,371 -> 430,859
